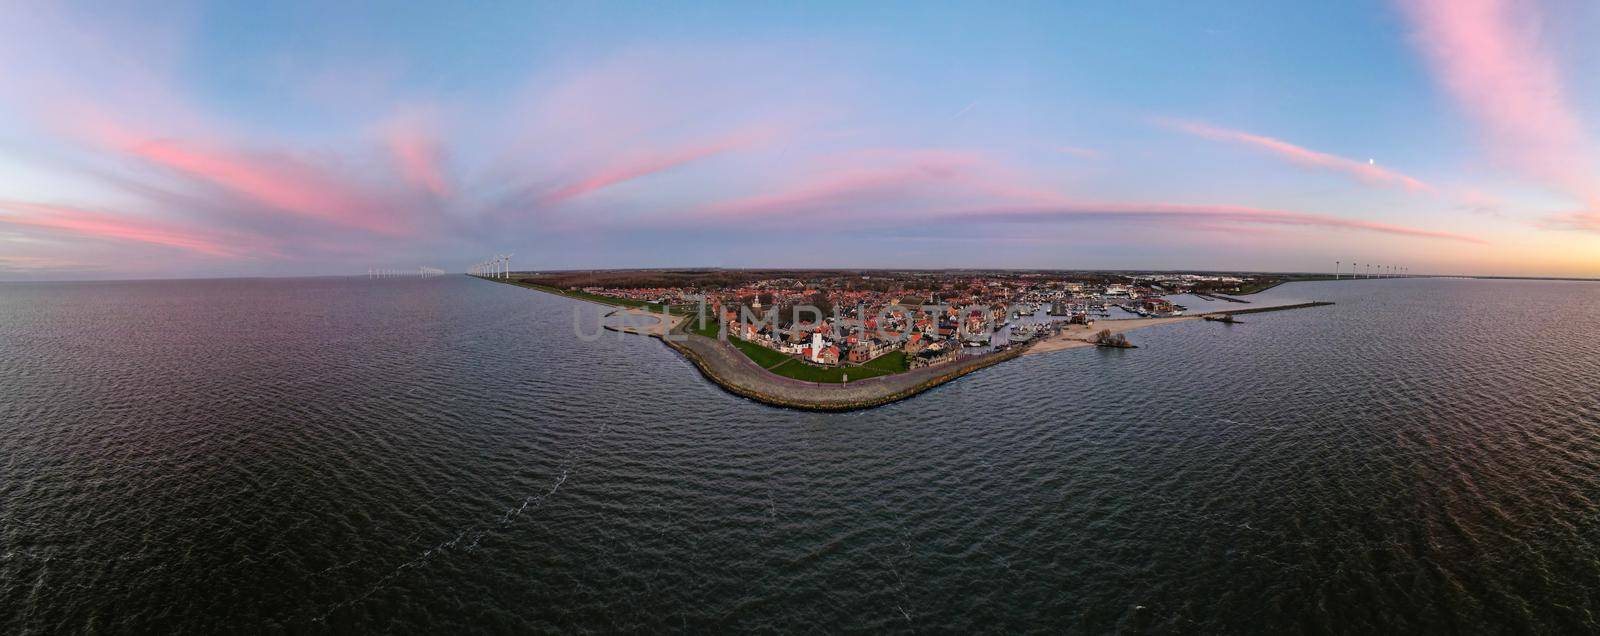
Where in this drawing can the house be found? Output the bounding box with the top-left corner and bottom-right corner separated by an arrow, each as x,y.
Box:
965,310 -> 986,333
806,331 -> 842,365
903,332 -> 926,354
848,346 -> 871,364
819,345 -> 840,365
910,342 -> 958,368
848,336 -> 892,364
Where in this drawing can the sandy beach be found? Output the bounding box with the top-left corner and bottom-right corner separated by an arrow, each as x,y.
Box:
601,307 -> 687,336
1024,316 -> 1199,355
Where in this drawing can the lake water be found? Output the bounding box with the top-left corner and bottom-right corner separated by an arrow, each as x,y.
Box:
2,276 -> 1597,632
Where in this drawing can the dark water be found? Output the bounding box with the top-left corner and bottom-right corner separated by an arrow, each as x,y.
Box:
2,276 -> 1597,633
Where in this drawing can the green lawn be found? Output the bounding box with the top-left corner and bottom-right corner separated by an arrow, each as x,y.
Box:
718,334 -> 910,383
686,314 -> 721,338
862,350 -> 909,373
506,280 -> 676,313
727,336 -> 793,369
1230,274 -> 1342,295
766,358 -> 900,383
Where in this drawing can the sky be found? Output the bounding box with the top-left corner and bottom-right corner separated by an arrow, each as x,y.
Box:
1,0 -> 1599,280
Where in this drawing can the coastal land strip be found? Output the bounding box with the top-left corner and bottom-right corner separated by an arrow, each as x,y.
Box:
482,275 -> 1332,411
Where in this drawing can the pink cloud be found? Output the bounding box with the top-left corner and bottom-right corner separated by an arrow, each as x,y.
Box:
952,202 -> 1487,244
0,201 -> 245,256
693,148 -> 1478,244
77,117 -> 410,236
1397,0 -> 1592,195
1536,203 -> 1600,233
706,157 -> 970,218
703,149 -> 1060,220
1163,119 -> 1430,191
386,123 -> 451,197
0,254 -> 99,273
1397,0 -> 1600,233
541,128 -> 774,205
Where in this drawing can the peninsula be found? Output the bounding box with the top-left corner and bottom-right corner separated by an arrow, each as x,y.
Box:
481,269 -> 1335,410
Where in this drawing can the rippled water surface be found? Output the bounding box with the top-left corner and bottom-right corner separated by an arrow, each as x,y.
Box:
2,276 -> 1598,633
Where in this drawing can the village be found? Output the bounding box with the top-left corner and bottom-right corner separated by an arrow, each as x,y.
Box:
540,271 -> 1256,374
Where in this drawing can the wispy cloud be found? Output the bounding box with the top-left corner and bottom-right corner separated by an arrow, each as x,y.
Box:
948,202 -> 1487,244
0,254 -> 98,273
385,118 -> 452,198
702,150 -> 993,219
1161,118 -> 1430,191
1397,0 -> 1600,231
78,118 -> 412,237
0,3 -> 1526,276
694,150 -> 1483,244
1397,0 -> 1590,193
1537,210 -> 1600,233
542,128 -> 775,206
0,201 -> 247,256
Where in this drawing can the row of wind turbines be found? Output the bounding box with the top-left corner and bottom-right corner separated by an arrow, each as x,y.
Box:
369,266 -> 447,279
1333,262 -> 1408,279
471,254 -> 513,279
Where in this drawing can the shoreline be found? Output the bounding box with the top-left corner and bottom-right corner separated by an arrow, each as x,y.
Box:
1023,316 -> 1198,356
657,333 -> 1029,411
481,276 -> 1332,411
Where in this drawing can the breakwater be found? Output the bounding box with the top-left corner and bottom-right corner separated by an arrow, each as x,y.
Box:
1202,301 -> 1333,316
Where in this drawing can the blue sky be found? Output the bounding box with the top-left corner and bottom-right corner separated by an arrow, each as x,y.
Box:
0,0 -> 1597,279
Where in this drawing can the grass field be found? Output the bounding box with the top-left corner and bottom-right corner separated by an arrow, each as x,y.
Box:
686,315 -> 721,338
504,279 -> 676,313
727,336 -> 793,370
721,335 -> 905,383
862,350 -> 909,373
1231,274 -> 1342,295
766,359 -> 899,383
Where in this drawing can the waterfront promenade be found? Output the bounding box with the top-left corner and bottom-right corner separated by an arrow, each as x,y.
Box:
661,331 -> 1027,410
